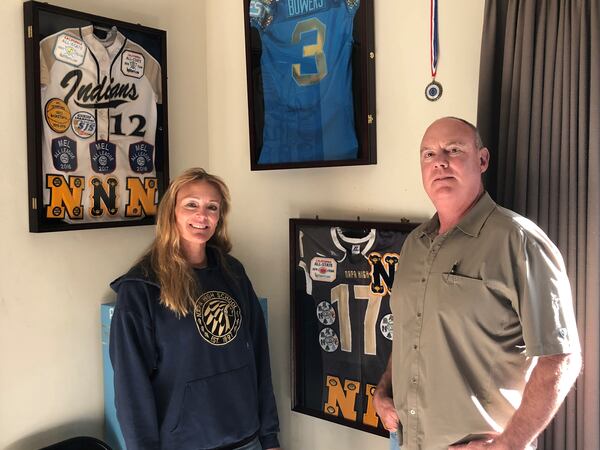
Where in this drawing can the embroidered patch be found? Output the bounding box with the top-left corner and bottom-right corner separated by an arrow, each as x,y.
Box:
46,174 -> 84,219
71,111 -> 96,139
316,301 -> 336,325
128,141 -> 154,173
310,257 -> 336,282
45,98 -> 71,133
51,137 -> 77,172
89,140 -> 116,173
121,50 -> 145,78
380,313 -> 393,340
194,291 -> 242,346
319,327 -> 339,352
53,33 -> 87,66
249,0 -> 274,29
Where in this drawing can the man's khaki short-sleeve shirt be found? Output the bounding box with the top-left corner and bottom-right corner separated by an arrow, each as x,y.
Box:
390,192 -> 580,450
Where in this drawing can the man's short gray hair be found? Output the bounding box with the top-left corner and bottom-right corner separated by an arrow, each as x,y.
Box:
444,116 -> 485,150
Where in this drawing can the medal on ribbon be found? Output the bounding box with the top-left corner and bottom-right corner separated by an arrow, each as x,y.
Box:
425,0 -> 443,101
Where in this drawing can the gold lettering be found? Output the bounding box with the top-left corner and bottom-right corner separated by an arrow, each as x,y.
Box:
45,174 -> 85,220
362,384 -> 380,427
125,177 -> 158,217
323,375 -> 360,421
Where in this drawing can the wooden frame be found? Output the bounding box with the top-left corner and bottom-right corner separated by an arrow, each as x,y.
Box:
23,1 -> 169,232
244,0 -> 376,170
290,218 -> 417,435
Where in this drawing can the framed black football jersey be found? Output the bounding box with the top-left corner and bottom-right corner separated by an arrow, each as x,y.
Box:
290,218 -> 417,436
23,1 -> 169,232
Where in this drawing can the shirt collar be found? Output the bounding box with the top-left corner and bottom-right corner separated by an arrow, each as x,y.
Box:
80,25 -> 126,56
419,191 -> 497,238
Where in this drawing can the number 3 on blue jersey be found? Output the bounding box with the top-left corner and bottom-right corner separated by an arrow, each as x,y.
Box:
292,18 -> 328,86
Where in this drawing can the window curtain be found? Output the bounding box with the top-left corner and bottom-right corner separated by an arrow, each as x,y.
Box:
477,1 -> 599,449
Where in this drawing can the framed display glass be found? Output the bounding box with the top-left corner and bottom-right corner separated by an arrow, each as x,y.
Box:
23,1 -> 169,232
244,0 -> 376,170
290,218 -> 417,435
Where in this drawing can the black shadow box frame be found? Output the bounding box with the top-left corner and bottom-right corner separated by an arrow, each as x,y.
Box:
23,1 -> 169,232
290,218 -> 417,435
244,0 -> 376,170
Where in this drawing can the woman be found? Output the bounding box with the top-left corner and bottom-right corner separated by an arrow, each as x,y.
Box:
109,168 -> 280,450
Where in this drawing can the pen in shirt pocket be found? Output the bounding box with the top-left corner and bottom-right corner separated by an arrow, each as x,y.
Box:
449,261 -> 459,274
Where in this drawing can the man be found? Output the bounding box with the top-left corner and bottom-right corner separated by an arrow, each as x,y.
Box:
374,117 -> 582,450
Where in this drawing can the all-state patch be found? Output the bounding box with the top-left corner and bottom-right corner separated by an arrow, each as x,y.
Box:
310,257 -> 337,282
53,33 -> 87,66
121,50 -> 145,78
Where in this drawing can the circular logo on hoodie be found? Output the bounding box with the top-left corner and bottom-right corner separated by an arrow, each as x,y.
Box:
194,291 -> 241,346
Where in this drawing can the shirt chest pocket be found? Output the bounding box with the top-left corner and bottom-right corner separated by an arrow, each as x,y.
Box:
435,273 -> 515,333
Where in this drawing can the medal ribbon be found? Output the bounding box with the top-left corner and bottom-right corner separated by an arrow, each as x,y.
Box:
430,0 -> 439,79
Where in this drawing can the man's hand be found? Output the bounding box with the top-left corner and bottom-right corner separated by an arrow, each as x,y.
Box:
452,352 -> 581,450
373,355 -> 400,432
449,433 -> 511,450
373,393 -> 400,432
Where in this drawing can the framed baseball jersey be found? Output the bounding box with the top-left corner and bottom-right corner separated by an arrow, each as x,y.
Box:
290,218 -> 417,436
23,1 -> 169,232
244,0 -> 377,170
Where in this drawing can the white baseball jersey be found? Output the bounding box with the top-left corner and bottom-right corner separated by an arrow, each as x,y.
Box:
40,25 -> 162,223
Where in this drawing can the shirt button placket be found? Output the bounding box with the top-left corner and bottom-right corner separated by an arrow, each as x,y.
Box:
410,240 -> 437,447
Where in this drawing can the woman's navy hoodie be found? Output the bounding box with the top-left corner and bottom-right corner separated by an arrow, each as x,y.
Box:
109,249 -> 280,450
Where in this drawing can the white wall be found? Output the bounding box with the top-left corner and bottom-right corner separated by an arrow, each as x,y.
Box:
0,1 -> 483,449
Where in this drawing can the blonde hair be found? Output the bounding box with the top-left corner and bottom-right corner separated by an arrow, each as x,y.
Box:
146,168 -> 232,316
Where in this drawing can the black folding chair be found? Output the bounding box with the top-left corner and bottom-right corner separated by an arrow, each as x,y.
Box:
39,436 -> 112,450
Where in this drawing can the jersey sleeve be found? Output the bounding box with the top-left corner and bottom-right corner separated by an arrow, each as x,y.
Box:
514,227 -> 581,356
145,53 -> 162,104
298,229 -> 313,295
39,36 -> 53,87
298,226 -> 340,296
109,281 -> 161,450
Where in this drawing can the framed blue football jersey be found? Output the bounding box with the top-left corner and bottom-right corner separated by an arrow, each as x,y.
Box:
290,218 -> 417,436
244,0 -> 377,170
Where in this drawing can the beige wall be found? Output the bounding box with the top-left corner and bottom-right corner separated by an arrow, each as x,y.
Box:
0,1 -> 208,448
0,1 -> 483,449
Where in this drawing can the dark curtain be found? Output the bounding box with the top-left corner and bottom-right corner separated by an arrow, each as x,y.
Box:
477,1 -> 599,449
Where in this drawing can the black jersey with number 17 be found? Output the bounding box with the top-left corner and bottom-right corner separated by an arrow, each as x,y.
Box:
297,225 -> 406,430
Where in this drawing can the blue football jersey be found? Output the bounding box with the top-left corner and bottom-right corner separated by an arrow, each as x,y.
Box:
250,0 -> 359,164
